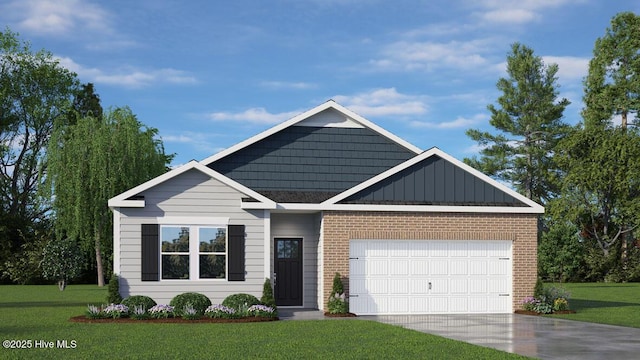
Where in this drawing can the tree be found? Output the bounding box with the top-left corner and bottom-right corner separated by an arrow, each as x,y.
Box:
465,43 -> 571,205
47,107 -> 171,286
41,237 -> 85,291
554,126 -> 640,279
0,28 -> 78,280
68,82 -> 103,125
583,12 -> 640,128
538,221 -> 585,283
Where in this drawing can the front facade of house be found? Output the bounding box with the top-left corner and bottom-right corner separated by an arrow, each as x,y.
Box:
109,100 -> 543,315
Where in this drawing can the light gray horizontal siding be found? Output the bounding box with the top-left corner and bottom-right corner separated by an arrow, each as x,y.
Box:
271,212 -> 320,308
115,169 -> 265,304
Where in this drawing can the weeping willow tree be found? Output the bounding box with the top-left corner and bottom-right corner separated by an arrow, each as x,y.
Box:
46,107 -> 171,286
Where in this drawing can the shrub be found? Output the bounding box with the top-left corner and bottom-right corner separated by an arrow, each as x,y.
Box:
533,278 -> 544,298
222,293 -> 260,311
170,292 -> 211,316
205,304 -> 237,319
261,278 -> 277,309
106,274 -> 122,304
121,295 -> 157,311
327,272 -> 348,314
148,304 -> 174,318
520,296 -> 537,312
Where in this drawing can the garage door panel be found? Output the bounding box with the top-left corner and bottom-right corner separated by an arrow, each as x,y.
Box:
349,240 -> 512,315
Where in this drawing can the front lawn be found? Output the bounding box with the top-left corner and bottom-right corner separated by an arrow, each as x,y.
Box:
0,285 -> 525,359
547,282 -> 640,328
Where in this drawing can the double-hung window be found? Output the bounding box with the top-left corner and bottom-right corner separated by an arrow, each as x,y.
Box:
160,225 -> 227,280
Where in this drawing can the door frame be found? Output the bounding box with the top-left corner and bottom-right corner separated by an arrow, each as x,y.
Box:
273,237 -> 304,306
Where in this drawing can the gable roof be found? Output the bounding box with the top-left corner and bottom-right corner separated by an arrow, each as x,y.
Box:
201,100 -> 422,165
108,161 -> 276,209
204,100 -> 421,200
320,147 -> 544,213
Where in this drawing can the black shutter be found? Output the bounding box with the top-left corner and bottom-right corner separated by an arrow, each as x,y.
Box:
228,224 -> 245,281
141,224 -> 159,281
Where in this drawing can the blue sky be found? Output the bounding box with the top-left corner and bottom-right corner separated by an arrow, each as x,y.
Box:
1,0 -> 638,166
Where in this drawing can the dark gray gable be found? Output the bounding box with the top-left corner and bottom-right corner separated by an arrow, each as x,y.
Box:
208,125 -> 415,199
339,155 -> 528,206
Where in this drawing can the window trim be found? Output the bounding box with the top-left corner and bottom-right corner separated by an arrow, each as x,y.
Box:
160,224 -> 228,281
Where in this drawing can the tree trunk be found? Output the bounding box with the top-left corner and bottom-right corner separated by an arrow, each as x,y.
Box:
58,279 -> 66,291
95,235 -> 105,287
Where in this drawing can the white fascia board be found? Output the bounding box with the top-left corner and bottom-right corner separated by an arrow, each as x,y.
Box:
107,160 -> 276,209
277,203 -> 544,214
200,100 -> 422,165
241,201 -> 278,210
323,147 -> 544,213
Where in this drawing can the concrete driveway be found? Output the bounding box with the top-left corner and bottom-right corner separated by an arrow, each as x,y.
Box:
360,314 -> 640,359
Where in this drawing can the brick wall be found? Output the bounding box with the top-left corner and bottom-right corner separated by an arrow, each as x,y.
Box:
322,211 -> 538,312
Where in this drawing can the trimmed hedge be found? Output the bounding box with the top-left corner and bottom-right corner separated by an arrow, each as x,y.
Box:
170,292 -> 212,316
121,295 -> 157,310
222,293 -> 260,311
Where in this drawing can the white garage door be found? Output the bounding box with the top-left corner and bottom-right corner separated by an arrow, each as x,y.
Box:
349,240 -> 512,315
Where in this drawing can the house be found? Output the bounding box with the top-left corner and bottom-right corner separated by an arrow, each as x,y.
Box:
108,100 -> 543,315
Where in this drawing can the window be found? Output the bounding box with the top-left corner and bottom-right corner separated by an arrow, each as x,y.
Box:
160,225 -> 227,280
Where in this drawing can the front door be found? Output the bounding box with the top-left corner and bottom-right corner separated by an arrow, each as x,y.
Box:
274,238 -> 303,306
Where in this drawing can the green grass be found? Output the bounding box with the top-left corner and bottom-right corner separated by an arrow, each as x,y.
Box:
0,285 -> 526,359
546,282 -> 640,328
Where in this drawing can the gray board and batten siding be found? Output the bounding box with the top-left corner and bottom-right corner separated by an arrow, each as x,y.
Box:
117,168 -> 266,304
207,125 -> 416,199
341,155 -> 528,206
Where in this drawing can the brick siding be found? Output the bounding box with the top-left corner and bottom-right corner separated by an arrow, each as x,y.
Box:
322,211 -> 538,312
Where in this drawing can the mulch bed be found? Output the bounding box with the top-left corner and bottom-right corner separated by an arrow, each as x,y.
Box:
514,310 -> 576,316
324,312 -> 357,318
69,315 -> 278,323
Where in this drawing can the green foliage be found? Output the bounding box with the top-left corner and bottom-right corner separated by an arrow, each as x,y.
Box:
465,42 -> 570,204
46,106 -> 172,285
41,237 -> 85,290
583,12 -> 640,128
261,278 -> 277,308
538,222 -> 585,282
0,27 -> 78,280
555,126 -> 640,274
1,228 -> 48,284
533,278 -> 544,298
327,272 -> 349,314
222,293 -> 260,311
121,295 -> 156,311
169,292 -> 211,316
106,274 -> 122,304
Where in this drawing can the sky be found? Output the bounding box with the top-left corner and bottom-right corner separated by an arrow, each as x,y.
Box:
1,0 -> 638,166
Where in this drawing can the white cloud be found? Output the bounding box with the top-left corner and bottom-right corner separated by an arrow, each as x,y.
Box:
208,108 -> 302,125
260,81 -> 317,90
333,88 -> 429,117
162,132 -> 224,155
543,56 -> 590,84
370,38 -> 496,73
56,56 -> 197,88
473,0 -> 583,25
410,113 -> 487,129
5,0 -> 111,36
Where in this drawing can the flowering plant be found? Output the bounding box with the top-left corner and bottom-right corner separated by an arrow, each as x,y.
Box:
520,296 -> 537,312
130,305 -> 149,320
181,304 -> 200,320
86,304 -> 104,319
103,303 -> 129,318
247,304 -> 277,318
148,304 -> 175,319
553,297 -> 569,311
205,304 -> 236,319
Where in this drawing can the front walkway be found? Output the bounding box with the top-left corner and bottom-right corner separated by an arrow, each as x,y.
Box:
278,310 -> 640,359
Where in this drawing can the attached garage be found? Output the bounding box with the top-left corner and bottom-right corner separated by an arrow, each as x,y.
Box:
349,240 -> 512,315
